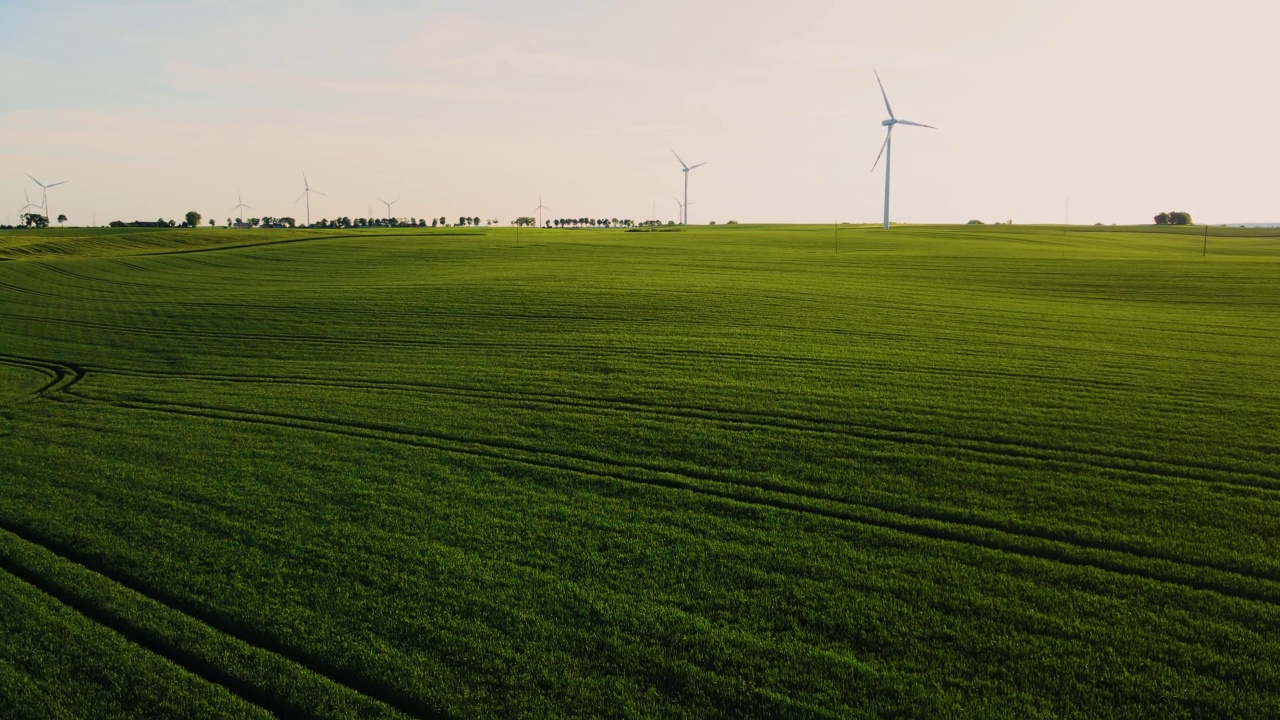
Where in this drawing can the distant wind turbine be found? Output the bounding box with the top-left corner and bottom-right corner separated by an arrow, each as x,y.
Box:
26,173 -> 68,225
534,195 -> 550,228
871,68 -> 935,230
671,150 -> 707,225
673,196 -> 691,223
380,198 -> 398,223
232,191 -> 251,223
295,172 -> 325,226
19,191 -> 39,216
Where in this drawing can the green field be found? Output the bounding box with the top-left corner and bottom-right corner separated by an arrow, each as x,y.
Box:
1,223 -> 1278,718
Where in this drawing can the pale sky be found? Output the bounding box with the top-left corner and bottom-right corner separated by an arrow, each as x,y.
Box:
3,0 -> 1276,226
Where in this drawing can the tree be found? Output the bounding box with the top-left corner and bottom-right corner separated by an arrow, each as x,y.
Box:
57,214 -> 67,226
967,219 -> 985,225
185,211 -> 202,228
208,219 -> 215,227
1154,211 -> 1193,226
23,213 -> 48,228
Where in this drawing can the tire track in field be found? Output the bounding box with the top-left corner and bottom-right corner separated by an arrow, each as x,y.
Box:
28,262 -> 186,294
0,524 -> 435,720
0,278 -> 66,301
145,230 -> 484,257
91,366 -> 1280,493
0,353 -> 86,398
10,310 -> 1265,413
0,562 -> 276,719
74,392 -> 1280,606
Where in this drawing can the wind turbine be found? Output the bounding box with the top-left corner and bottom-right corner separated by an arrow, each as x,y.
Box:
671,150 -> 707,225
871,68 -> 935,230
534,195 -> 550,228
295,171 -> 325,226
26,174 -> 68,225
19,191 -> 39,216
380,198 -> 398,223
232,191 -> 251,224
673,196 -> 690,223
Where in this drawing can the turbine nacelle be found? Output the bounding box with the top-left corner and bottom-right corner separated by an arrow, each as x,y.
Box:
882,119 -> 896,127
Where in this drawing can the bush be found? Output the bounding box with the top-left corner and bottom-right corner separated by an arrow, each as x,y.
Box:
967,219 -> 985,225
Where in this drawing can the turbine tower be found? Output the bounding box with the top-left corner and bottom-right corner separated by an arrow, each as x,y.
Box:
534,195 -> 550,228
671,150 -> 707,225
295,171 -> 325,227
871,68 -> 935,230
25,174 -> 68,225
380,198 -> 398,223
232,191 -> 251,224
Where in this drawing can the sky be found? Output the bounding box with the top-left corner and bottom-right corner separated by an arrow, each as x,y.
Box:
2,0 -> 1276,226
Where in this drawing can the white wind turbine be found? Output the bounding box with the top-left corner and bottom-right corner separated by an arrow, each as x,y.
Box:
871,68 -> 935,230
380,198 -> 398,223
673,196 -> 690,224
534,195 -> 550,228
232,191 -> 251,224
26,173 -> 68,225
671,150 -> 707,225
295,171 -> 325,226
19,191 -> 39,216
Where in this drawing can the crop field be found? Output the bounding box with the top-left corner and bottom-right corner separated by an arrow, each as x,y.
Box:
1,223 -> 1279,718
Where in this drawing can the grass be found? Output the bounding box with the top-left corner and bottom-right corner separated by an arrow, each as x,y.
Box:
1,223 -> 1279,718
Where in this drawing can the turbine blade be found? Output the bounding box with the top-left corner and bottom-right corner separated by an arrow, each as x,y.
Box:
873,67 -> 895,119
312,190 -> 327,197
47,181 -> 68,188
689,162 -> 708,170
295,192 -> 307,204
670,149 -> 689,170
896,119 -> 937,129
302,171 -> 309,189
871,126 -> 893,172
25,173 -> 45,188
